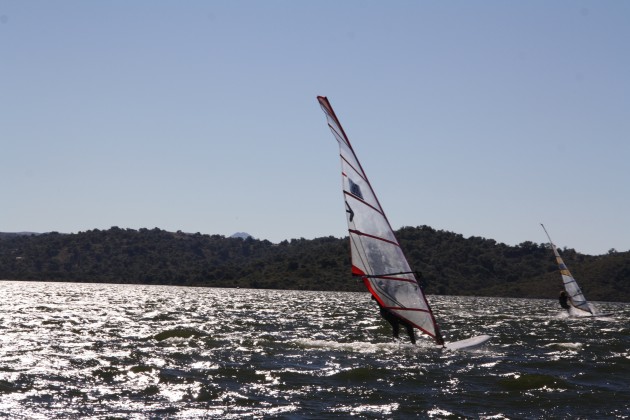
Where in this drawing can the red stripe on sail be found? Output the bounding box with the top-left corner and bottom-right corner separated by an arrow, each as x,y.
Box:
343,191 -> 384,216
340,155 -> 368,184
349,229 -> 399,247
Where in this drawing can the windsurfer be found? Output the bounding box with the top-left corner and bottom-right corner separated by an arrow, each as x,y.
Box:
372,295 -> 416,344
559,291 -> 571,311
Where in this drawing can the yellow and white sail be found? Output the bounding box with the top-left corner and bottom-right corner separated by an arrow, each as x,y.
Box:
541,223 -> 593,315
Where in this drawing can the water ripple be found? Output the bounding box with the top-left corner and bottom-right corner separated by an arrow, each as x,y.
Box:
0,280 -> 629,418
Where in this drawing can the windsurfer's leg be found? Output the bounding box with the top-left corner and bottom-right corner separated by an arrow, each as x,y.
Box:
435,330 -> 445,346
381,311 -> 400,339
390,321 -> 400,339
404,323 -> 416,344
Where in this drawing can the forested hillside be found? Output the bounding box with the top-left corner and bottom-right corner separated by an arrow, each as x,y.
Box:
1,226 -> 628,302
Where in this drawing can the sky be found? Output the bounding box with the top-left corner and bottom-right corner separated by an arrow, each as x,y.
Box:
1,1 -> 629,256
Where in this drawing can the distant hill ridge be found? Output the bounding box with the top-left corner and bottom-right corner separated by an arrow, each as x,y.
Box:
230,232 -> 253,239
0,232 -> 40,237
0,226 -> 628,301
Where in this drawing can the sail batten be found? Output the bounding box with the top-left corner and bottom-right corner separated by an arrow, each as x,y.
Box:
349,229 -> 399,246
340,159 -> 367,182
344,193 -> 385,216
318,96 -> 443,344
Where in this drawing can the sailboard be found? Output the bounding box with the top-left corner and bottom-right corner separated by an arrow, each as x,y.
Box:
444,334 -> 492,351
540,223 -> 608,317
317,96 -> 490,350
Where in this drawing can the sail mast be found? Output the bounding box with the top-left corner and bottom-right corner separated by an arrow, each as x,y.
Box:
318,96 -> 443,344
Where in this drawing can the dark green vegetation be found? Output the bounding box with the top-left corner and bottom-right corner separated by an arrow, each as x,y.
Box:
1,226 -> 629,301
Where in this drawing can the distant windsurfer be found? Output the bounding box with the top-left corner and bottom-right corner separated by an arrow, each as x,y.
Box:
372,295 -> 416,344
559,291 -> 571,312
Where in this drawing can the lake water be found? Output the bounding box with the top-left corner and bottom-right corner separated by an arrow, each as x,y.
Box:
0,280 -> 628,419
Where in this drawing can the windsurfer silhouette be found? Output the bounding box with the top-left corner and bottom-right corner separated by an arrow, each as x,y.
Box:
372,295 -> 416,344
559,291 -> 571,312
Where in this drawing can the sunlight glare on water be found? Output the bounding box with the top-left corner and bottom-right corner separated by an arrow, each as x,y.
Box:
0,280 -> 629,418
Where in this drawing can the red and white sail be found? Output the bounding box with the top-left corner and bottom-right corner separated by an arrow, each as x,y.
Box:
318,96 -> 443,344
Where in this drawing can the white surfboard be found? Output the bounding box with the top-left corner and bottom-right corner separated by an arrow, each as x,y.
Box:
565,310 -> 614,318
583,313 -> 613,318
444,334 -> 491,351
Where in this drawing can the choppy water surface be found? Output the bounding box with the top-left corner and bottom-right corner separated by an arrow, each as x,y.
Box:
0,281 -> 628,419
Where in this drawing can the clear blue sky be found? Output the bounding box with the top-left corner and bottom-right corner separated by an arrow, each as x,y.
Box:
1,1 -> 629,255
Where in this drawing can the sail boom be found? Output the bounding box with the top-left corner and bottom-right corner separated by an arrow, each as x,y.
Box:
351,272 -> 419,285
385,307 -> 432,313
364,270 -> 420,283
370,276 -> 418,284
